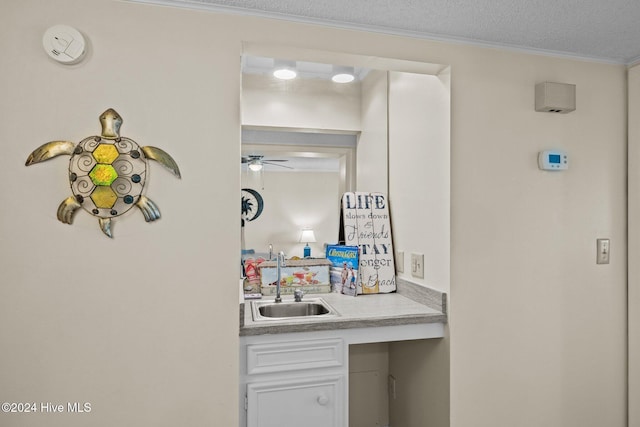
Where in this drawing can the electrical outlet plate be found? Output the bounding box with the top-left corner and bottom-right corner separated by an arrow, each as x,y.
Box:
411,253 -> 424,278
396,251 -> 404,273
597,238 -> 610,264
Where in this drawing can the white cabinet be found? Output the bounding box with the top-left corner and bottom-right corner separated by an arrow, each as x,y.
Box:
247,375 -> 344,427
240,334 -> 347,427
239,323 -> 445,426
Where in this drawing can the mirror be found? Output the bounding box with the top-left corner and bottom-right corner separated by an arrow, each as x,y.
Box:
240,45 -> 449,265
240,127 -> 355,260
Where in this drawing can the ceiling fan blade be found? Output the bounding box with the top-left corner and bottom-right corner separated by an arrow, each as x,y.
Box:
263,159 -> 288,162
263,161 -> 293,169
242,155 -> 265,163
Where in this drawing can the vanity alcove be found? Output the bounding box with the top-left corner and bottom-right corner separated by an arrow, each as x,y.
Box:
239,44 -> 451,427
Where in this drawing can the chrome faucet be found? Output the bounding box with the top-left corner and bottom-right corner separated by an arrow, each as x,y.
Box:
275,251 -> 286,303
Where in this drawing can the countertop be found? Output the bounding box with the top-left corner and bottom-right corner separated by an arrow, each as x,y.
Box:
239,277 -> 447,336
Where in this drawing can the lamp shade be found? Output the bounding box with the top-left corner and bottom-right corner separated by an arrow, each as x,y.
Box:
299,229 -> 316,243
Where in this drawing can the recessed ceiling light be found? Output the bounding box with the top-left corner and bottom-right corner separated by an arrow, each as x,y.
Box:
332,65 -> 355,83
273,59 -> 297,80
332,73 -> 355,83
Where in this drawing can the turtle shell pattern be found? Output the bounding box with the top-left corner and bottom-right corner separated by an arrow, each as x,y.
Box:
69,136 -> 147,219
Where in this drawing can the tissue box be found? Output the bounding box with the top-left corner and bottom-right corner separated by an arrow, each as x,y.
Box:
258,259 -> 332,295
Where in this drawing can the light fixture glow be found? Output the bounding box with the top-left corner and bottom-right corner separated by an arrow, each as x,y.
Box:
273,59 -> 297,80
299,229 -> 317,244
332,73 -> 355,83
248,160 -> 263,171
273,68 -> 297,80
331,65 -> 355,83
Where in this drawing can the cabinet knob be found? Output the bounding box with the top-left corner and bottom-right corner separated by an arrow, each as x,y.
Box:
317,394 -> 329,406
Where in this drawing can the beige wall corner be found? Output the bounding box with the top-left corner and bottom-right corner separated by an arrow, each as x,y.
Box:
628,63 -> 640,427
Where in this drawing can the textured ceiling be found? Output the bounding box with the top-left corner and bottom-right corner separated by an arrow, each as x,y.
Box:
130,0 -> 640,64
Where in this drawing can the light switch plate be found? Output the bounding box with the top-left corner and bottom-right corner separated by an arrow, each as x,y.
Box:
411,253 -> 424,278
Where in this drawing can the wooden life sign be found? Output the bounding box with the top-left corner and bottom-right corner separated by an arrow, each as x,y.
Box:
340,192 -> 396,294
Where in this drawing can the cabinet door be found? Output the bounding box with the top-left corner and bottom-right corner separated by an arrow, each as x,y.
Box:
247,375 -> 344,427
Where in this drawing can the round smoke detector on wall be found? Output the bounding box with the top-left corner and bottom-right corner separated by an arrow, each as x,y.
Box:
42,25 -> 86,64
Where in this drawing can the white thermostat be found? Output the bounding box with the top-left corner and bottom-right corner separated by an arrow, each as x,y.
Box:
538,150 -> 568,171
42,25 -> 86,64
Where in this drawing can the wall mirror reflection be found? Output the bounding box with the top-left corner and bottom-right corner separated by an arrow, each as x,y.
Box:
240,45 -> 450,284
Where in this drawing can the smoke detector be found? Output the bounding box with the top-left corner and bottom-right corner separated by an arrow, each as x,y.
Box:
42,25 -> 86,64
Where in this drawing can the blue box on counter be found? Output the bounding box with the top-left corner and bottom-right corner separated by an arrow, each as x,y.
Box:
325,245 -> 359,296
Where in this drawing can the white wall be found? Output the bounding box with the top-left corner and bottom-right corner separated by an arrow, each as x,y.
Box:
357,70 -> 389,193
242,73 -> 361,131
349,343 -> 391,426
387,71 -> 451,427
450,51 -> 626,427
389,71 -> 451,292
628,63 -> 640,427
241,170 -> 340,256
0,1 -> 629,427
1,1 -> 241,426
389,338 -> 450,427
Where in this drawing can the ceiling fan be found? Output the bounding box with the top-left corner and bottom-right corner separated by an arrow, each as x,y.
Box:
241,154 -> 292,171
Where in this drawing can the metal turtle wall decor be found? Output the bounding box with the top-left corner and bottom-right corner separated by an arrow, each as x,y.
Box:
25,108 -> 181,238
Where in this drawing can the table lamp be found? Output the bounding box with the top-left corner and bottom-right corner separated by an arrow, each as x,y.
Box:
299,229 -> 316,258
